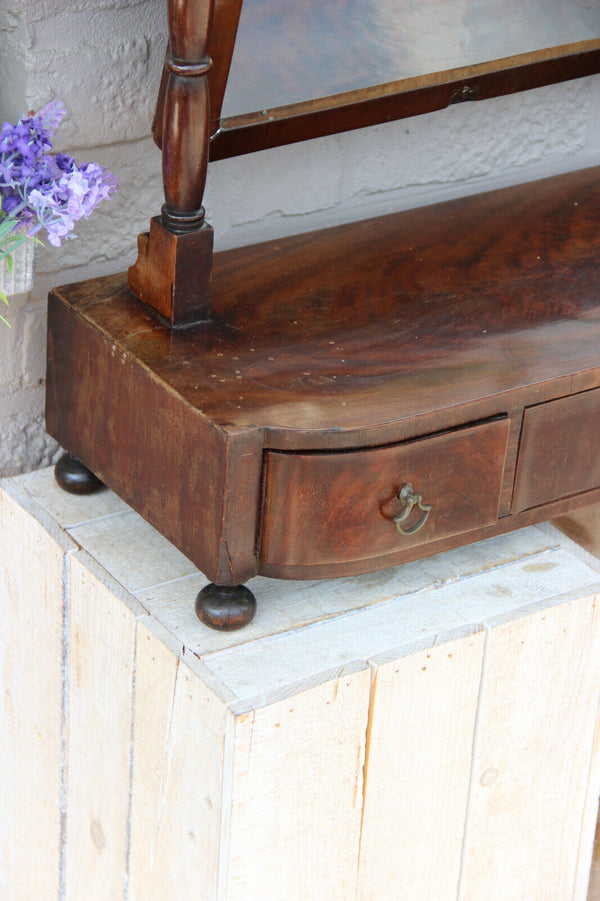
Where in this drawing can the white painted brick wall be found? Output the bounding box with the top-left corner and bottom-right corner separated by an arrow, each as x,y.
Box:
1,0 -> 600,475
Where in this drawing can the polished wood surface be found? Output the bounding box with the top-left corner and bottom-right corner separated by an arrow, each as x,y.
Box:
130,0 -> 222,322
46,295 -> 263,586
100,167 -> 600,447
513,389 -> 600,513
47,167 -> 600,586
128,216 -> 214,325
54,452 -> 104,495
261,418 -> 508,569
195,582 -> 257,630
161,0 -> 213,229
153,0 -> 244,148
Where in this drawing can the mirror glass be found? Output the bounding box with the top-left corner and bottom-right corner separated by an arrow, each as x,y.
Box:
221,0 -> 600,118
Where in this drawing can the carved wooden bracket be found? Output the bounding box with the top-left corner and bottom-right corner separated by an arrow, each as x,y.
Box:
129,0 -> 216,326
129,218 -> 214,326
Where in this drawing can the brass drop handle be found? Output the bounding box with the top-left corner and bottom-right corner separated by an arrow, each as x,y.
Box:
393,483 -> 432,535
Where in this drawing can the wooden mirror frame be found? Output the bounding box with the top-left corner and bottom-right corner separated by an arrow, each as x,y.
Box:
128,0 -> 600,327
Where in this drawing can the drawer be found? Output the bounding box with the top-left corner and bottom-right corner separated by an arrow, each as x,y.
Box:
513,388 -> 600,512
260,417 -> 509,570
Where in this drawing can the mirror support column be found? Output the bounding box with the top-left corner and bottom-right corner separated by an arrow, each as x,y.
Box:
128,0 -> 216,327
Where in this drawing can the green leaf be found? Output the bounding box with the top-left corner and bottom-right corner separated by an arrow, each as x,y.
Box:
0,289 -> 10,326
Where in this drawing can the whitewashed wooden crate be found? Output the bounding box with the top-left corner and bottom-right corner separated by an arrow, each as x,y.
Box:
2,468 -> 600,901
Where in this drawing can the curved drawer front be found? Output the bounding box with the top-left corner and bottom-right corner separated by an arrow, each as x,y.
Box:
513,388 -> 600,512
260,417 -> 509,570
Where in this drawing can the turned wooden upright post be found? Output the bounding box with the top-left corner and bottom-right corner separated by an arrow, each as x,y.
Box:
128,0 -> 216,326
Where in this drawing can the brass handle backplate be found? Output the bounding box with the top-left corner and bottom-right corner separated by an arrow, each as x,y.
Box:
393,483 -> 432,535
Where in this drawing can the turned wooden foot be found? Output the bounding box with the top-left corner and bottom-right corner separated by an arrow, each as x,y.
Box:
54,452 -> 104,495
195,583 -> 257,631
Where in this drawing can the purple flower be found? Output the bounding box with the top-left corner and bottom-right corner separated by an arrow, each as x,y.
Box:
39,100 -> 66,132
2,194 -> 20,214
0,102 -> 117,247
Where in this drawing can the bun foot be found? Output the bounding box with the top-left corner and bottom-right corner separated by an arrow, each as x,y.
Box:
195,583 -> 257,631
54,452 -> 104,495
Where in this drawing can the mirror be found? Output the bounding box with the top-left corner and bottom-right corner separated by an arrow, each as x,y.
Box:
210,0 -> 600,159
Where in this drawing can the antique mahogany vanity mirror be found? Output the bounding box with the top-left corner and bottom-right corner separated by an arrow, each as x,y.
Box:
46,0 -> 600,629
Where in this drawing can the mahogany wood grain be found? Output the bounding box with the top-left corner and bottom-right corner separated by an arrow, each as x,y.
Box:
47,167 -> 600,585
207,0 -> 244,131
130,0 -> 217,323
259,488 -> 600,581
513,389 -> 600,512
260,418 -> 508,569
46,296 -> 263,586
153,0 -> 244,148
162,0 -> 214,228
128,217 -> 214,325
121,167 -> 600,448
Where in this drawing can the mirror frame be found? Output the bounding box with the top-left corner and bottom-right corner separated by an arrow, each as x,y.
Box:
210,38 -> 600,160
153,3 -> 600,162
133,0 -> 600,324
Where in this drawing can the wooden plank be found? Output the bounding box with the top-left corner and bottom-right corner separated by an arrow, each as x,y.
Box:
577,708 -> 600,901
128,618 -> 231,901
0,482 -> 74,900
357,629 -> 486,901
587,814 -> 600,901
553,509 -> 600,900
5,469 -> 600,900
198,540 -> 600,703
224,665 -> 371,901
459,593 -> 600,901
63,554 -> 141,901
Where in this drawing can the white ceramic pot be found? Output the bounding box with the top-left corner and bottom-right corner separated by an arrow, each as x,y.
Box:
0,239 -> 37,296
